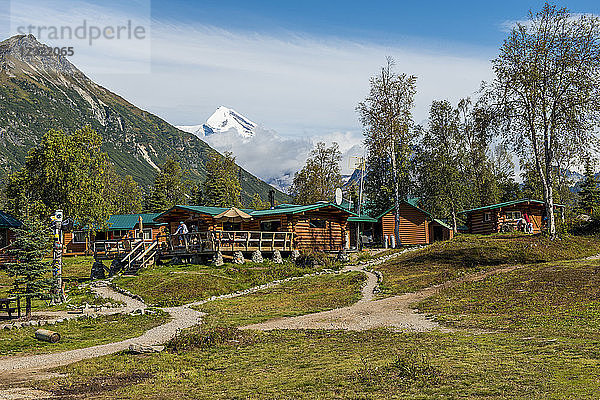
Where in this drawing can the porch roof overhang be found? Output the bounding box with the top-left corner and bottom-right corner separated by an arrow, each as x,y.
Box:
459,199 -> 565,215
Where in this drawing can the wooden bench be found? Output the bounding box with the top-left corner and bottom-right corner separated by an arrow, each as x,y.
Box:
0,298 -> 18,319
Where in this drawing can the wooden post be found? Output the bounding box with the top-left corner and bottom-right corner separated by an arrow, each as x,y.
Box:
246,232 -> 249,251
271,233 -> 275,251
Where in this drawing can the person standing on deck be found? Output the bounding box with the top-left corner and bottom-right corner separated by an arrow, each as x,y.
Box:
175,221 -> 189,246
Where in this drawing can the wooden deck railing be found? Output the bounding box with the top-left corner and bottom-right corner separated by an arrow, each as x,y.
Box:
160,231 -> 294,255
92,237 -> 154,259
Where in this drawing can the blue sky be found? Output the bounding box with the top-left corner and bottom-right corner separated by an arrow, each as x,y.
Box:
4,0 -> 600,183
151,0 -> 599,48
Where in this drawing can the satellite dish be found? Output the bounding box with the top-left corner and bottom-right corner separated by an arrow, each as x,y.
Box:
335,188 -> 343,205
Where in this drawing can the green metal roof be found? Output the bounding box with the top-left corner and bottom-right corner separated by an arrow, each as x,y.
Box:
375,200 -> 433,220
250,202 -> 358,217
106,213 -> 164,231
0,211 -> 22,228
348,215 -> 378,223
155,202 -> 358,221
432,218 -> 452,230
459,199 -> 565,215
158,205 -> 231,218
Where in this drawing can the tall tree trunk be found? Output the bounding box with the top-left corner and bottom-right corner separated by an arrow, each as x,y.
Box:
391,144 -> 401,248
451,204 -> 458,233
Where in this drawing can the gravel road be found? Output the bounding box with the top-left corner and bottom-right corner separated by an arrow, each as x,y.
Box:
0,249 -> 413,377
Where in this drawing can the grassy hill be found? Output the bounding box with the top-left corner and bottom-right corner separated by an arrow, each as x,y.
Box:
0,34 -> 289,205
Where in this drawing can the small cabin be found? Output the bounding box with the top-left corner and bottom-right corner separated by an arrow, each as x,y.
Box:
460,199 -> 565,235
0,211 -> 22,249
375,201 -> 453,246
155,202 -> 355,253
64,213 -> 166,254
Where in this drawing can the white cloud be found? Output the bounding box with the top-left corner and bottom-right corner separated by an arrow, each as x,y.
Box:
200,126 -> 365,192
3,0 -> 499,186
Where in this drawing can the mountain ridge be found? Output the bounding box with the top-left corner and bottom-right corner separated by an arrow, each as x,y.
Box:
0,34 -> 289,205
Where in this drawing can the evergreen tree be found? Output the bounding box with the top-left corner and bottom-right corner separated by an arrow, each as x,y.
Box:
6,218 -> 52,317
4,127 -> 109,230
103,167 -> 142,215
188,183 -> 204,206
290,142 -> 342,205
250,193 -> 270,210
579,161 -> 600,216
146,158 -> 185,212
357,58 -> 417,244
416,100 -> 469,232
203,152 -> 242,207
363,155 -> 393,216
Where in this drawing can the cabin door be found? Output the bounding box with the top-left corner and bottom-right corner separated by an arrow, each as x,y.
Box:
433,226 -> 444,242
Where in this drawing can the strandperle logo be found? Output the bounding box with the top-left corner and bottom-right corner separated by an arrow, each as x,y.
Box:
15,20 -> 146,46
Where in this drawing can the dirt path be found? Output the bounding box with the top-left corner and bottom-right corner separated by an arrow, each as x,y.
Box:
0,284 -> 203,379
243,264 -> 523,332
0,248 -> 416,384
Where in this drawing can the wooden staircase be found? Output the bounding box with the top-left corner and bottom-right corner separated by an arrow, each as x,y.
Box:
119,239 -> 158,275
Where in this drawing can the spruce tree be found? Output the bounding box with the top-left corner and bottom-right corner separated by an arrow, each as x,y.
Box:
146,158 -> 185,212
579,161 -> 600,217
250,193 -> 270,210
6,218 -> 52,317
203,152 -> 242,207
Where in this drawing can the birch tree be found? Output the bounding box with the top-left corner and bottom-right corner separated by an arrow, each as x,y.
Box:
491,3 -> 600,237
290,142 -> 342,205
357,58 -> 417,246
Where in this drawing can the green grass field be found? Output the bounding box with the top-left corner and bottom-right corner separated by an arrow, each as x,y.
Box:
196,271 -> 365,328
373,233 -> 600,297
0,311 -> 167,357
113,260 -> 339,307
417,258 -> 600,339
38,329 -> 600,399
9,234 -> 600,399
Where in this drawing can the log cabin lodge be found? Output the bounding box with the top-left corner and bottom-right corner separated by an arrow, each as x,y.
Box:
460,199 -> 565,235
375,199 -> 454,246
0,198 -> 566,263
153,202 -> 354,256
64,213 -> 166,255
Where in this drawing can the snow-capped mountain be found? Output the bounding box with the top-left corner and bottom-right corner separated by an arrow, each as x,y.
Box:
177,106 -> 256,138
176,106 -> 365,194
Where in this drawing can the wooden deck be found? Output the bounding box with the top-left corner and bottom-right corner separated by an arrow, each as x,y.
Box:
92,231 -> 294,260
163,231 -> 294,256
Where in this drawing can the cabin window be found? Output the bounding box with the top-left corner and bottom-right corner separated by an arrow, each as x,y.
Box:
260,220 -> 281,231
483,212 -> 491,222
223,222 -> 242,231
110,230 -> 128,240
72,231 -> 87,243
309,219 -> 326,229
143,228 -> 152,240
506,211 -> 522,220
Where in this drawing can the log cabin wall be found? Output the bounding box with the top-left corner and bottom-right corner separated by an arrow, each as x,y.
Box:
380,203 -> 429,245
64,231 -> 86,254
467,211 -> 498,235
288,211 -> 348,251
467,204 -> 545,234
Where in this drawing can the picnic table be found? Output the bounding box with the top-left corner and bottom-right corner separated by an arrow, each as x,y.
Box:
0,297 -> 19,319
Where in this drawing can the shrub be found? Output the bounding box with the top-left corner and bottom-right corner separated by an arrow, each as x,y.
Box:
353,350 -> 442,388
295,250 -> 340,269
166,326 -> 256,353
